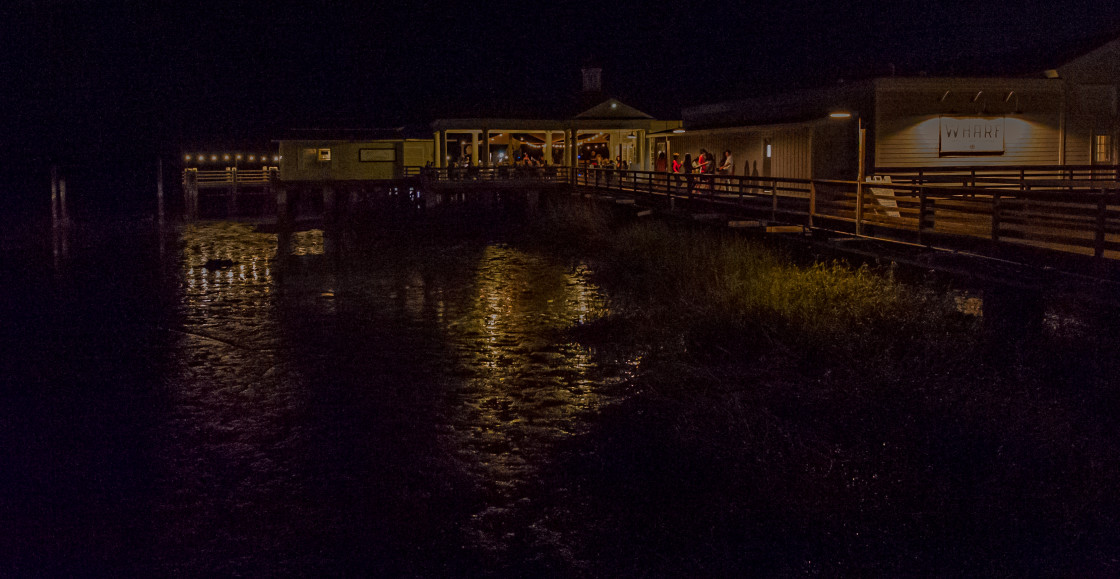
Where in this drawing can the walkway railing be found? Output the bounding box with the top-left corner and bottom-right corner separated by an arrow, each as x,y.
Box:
415,165 -> 573,185
877,164 -> 1120,189
571,167 -> 1120,260
181,168 -> 276,188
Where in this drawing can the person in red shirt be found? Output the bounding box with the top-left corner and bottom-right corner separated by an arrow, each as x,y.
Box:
671,153 -> 683,192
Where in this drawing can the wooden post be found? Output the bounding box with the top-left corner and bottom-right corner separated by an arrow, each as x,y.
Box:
770,180 -> 779,221
855,123 -> 866,236
276,184 -> 291,264
50,166 -> 59,226
157,158 -> 165,225
1095,191 -> 1107,258
918,189 -> 928,245
228,167 -> 239,218
183,168 -> 199,220
991,192 -> 1001,244
323,185 -> 336,221
183,168 -> 191,220
808,182 -> 816,228
51,166 -> 61,269
59,175 -> 68,225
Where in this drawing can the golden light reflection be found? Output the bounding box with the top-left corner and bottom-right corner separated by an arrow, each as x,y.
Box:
436,245 -> 627,501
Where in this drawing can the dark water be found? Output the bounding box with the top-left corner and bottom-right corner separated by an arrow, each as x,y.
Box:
2,220 -> 635,576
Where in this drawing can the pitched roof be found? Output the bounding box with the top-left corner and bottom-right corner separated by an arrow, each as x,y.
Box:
574,99 -> 654,120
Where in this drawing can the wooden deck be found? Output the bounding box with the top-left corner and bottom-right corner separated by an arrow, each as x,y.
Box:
560,166 -> 1120,263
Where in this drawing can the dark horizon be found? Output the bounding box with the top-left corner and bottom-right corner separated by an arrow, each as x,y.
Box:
4,1 -> 1120,206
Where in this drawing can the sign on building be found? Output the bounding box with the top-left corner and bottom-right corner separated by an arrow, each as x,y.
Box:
939,116 -> 1005,154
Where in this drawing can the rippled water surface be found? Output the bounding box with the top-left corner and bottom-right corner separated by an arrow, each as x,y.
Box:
3,220 -> 637,576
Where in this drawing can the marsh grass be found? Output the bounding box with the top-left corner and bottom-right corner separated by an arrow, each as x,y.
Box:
515,200 -> 1120,576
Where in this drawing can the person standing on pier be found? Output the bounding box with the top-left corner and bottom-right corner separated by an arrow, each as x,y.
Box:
672,153 -> 683,192
683,153 -> 695,196
718,150 -> 734,192
697,149 -> 713,193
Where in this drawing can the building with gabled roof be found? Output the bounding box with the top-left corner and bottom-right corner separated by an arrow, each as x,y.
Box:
670,33 -> 1120,181
429,67 -> 680,170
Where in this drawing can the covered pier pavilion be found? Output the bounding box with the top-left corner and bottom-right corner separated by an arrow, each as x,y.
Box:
430,98 -> 681,171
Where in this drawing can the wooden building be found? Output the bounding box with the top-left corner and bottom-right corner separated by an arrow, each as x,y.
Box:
430,67 -> 679,171
430,98 -> 681,171
674,35 -> 1120,180
275,128 -> 434,182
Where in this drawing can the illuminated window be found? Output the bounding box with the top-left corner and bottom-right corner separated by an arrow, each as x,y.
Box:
1094,134 -> 1112,164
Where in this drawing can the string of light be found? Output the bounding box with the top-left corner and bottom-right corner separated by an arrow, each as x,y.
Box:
184,153 -> 281,163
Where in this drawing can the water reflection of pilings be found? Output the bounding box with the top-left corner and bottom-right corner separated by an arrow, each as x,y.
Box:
50,166 -> 70,272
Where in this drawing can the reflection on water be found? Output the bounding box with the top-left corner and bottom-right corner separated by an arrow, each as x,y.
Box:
156,221 -> 632,574
440,245 -> 625,553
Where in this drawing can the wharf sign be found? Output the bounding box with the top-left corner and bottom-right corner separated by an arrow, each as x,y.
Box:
939,116 -> 1005,154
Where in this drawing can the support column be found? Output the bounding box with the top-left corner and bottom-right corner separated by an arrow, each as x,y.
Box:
433,131 -> 442,168
157,158 -> 165,226
323,185 -> 336,220
276,184 -> 291,264
544,131 -> 553,165
59,173 -> 68,225
228,167 -> 239,218
51,166 -> 59,226
482,129 -> 490,166
471,131 -> 480,167
637,130 -> 648,170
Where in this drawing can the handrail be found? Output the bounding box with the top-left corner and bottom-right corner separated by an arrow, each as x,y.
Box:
182,168 -> 274,187
473,166 -> 1120,261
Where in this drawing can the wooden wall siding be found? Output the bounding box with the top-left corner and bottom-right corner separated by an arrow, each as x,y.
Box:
670,132 -> 759,176
875,113 -> 1061,167
772,128 -> 812,180
670,127 -> 812,179
1064,117 -> 1092,166
874,84 -> 1065,168
1064,85 -> 1117,165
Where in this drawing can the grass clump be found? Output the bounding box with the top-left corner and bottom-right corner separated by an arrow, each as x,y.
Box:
519,199 -> 1120,576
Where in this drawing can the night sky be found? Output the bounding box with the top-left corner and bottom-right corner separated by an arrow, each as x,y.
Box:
3,1 -> 1120,204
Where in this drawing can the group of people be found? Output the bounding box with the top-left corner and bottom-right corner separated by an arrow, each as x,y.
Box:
654,149 -> 735,193
590,153 -> 629,171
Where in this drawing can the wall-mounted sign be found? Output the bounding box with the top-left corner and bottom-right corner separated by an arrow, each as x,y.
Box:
317,148 -> 332,162
359,148 -> 396,162
939,116 -> 1005,154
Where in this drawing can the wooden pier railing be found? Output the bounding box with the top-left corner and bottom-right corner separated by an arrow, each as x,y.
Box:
558,166 -> 1120,261
875,164 -> 1120,189
182,167 -> 276,188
